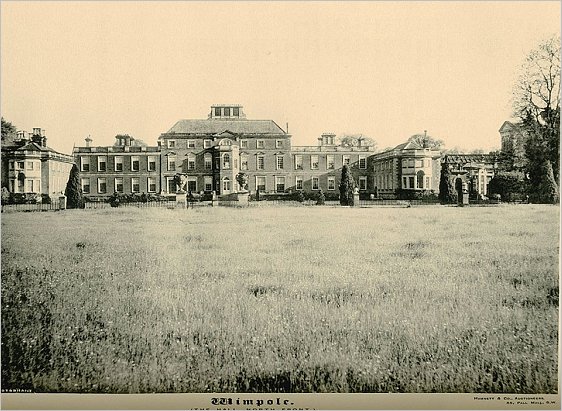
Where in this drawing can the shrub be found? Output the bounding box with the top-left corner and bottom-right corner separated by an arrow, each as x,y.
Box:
488,171 -> 526,202
339,165 -> 355,206
64,164 -> 85,209
316,190 -> 325,205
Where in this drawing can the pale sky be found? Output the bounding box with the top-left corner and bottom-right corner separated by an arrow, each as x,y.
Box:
1,1 -> 560,154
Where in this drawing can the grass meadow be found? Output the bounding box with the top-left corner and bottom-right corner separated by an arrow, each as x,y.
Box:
1,204 -> 559,393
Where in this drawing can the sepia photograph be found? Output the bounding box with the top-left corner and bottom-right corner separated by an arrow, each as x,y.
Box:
1,1 -> 560,410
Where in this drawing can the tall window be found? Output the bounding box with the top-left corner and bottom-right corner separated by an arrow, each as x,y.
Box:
214,107 -> 221,117
167,155 -> 176,171
295,176 -> 303,190
276,155 -> 284,170
359,176 -> 367,190
417,171 -> 425,189
294,155 -> 303,170
148,156 -> 156,171
409,176 -> 415,188
97,156 -> 107,172
188,154 -> 196,170
81,156 -> 90,172
233,107 -> 239,116
326,155 -> 335,170
115,156 -> 123,172
257,156 -> 264,170
256,140 -> 265,149
222,177 -> 231,192
131,177 -> 140,193
147,177 -> 156,193
327,176 -> 336,190
98,178 -> 107,194
188,177 -> 197,193
204,176 -> 213,192
224,107 -> 231,116
115,177 -> 124,193
81,178 -> 90,194
131,156 -> 140,172
275,176 -> 285,193
312,177 -> 319,190
204,154 -> 212,170
342,155 -> 350,166
311,155 -> 319,170
240,155 -> 248,170
166,177 -> 176,193
223,153 -> 230,169
256,176 -> 266,191
359,156 -> 367,169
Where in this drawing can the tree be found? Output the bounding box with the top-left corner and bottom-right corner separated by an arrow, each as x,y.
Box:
64,164 -> 85,209
339,165 -> 355,206
513,36 -> 560,184
438,164 -> 457,204
337,134 -> 377,150
1,117 -> 17,145
408,132 -> 444,149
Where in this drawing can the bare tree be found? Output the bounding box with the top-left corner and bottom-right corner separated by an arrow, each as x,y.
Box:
337,134 -> 377,150
407,132 -> 444,149
513,35 -> 560,195
513,35 -> 560,129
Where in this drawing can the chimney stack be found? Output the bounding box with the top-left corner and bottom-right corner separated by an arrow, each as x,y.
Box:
85,135 -> 92,148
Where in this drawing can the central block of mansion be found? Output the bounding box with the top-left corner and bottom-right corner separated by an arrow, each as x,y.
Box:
71,105 -> 496,199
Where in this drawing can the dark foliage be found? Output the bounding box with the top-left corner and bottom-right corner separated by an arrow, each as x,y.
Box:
438,165 -> 457,204
316,190 -> 325,205
64,164 -> 85,209
339,165 -> 355,206
488,171 -> 527,202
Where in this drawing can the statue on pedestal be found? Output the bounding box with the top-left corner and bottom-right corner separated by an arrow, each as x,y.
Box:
173,173 -> 188,193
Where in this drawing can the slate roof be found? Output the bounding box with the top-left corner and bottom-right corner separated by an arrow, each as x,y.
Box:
393,140 -> 424,150
162,119 -> 287,136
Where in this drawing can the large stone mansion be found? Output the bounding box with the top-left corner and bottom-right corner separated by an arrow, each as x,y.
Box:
3,105 -> 516,201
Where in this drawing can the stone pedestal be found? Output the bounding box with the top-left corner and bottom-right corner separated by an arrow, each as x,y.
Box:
353,193 -> 360,206
237,192 -> 249,205
462,192 -> 469,205
175,192 -> 187,209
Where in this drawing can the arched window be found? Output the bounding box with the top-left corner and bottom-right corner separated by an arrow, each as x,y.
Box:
416,170 -> 425,189
222,177 -> 231,192
223,153 -> 230,169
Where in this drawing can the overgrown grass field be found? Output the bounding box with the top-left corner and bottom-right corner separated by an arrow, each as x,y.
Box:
1,205 -> 559,393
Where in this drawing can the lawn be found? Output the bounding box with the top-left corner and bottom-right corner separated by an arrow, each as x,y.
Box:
1,204 -> 559,393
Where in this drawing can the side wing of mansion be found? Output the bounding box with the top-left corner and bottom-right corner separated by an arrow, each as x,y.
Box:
4,105 -> 511,201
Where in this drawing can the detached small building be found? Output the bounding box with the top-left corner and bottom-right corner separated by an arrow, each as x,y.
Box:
371,140 -> 441,199
1,128 -> 74,197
